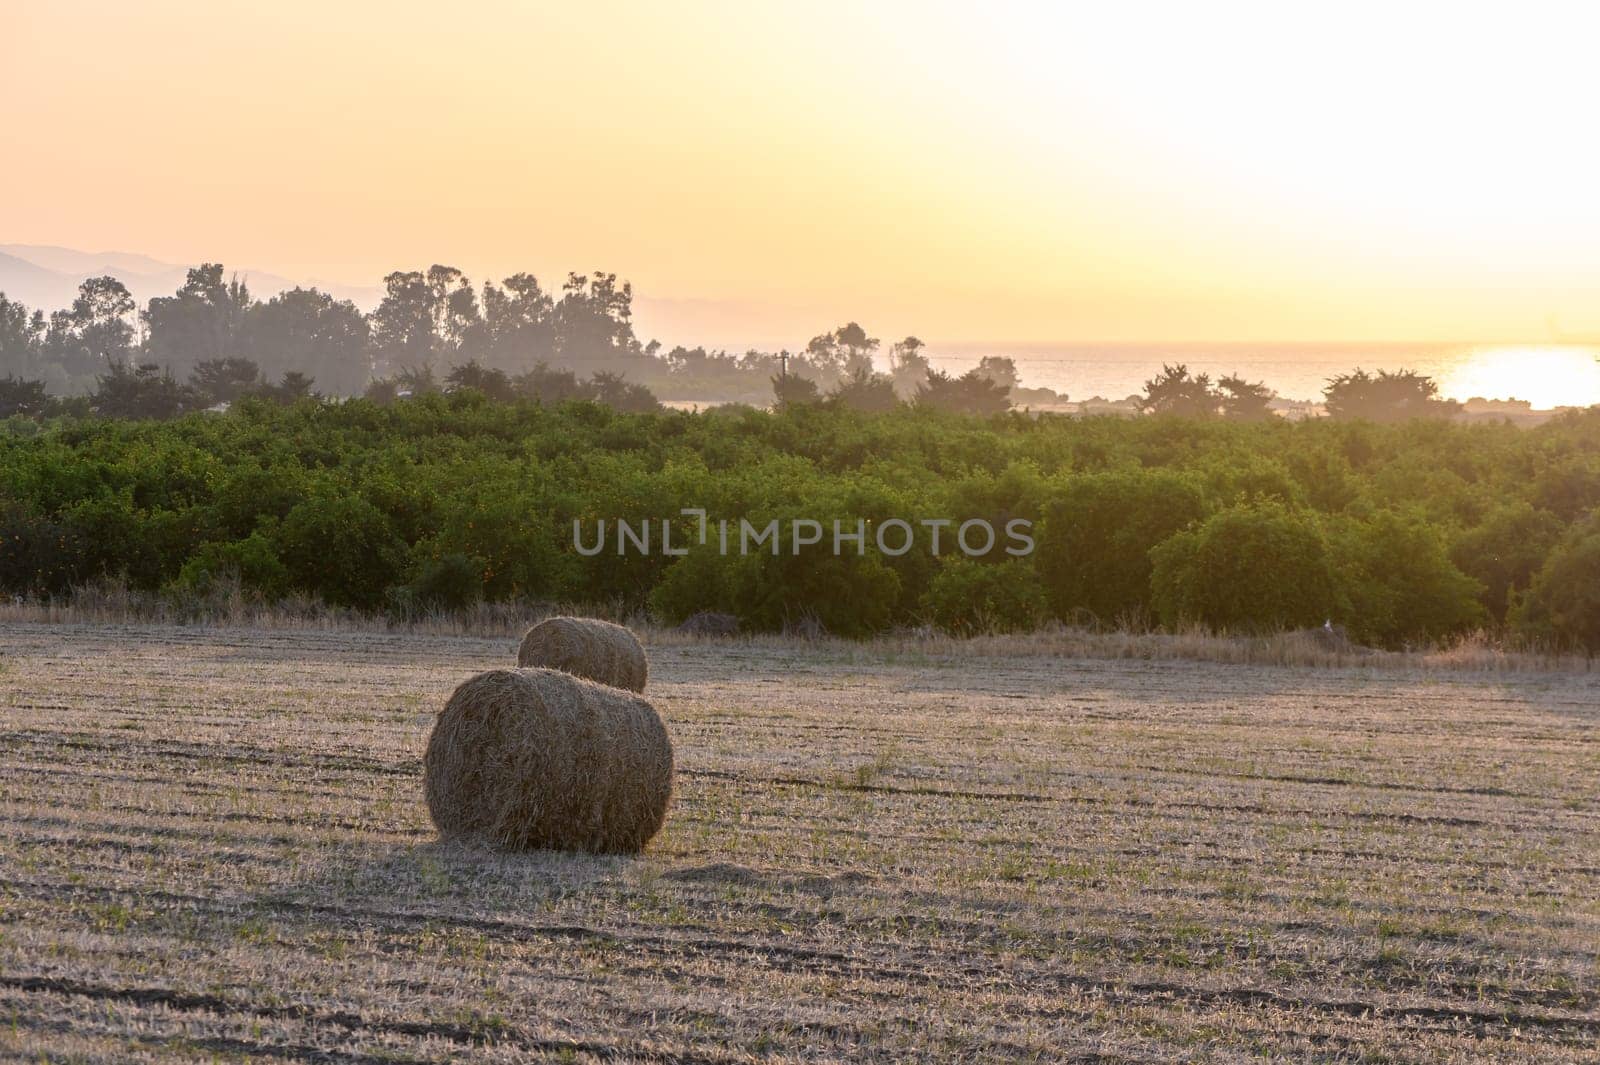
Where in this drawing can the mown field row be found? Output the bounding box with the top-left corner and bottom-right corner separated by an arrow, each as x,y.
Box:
0,623 -> 1596,1062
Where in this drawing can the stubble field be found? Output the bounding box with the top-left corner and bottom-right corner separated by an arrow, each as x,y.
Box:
0,622 -> 1596,1063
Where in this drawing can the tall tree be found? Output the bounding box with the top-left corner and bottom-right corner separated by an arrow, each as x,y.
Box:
772,370 -> 822,409
0,294 -> 46,379
974,356 -> 1020,392
553,271 -> 642,367
426,265 -> 485,360
445,359 -> 515,400
143,264 -> 253,375
370,266 -> 485,376
888,336 -> 930,397
514,362 -> 585,404
44,276 -> 137,376
805,322 -> 878,384
269,371 -> 318,404
91,362 -> 195,419
915,368 -> 1012,415
584,370 -> 661,412
829,367 -> 899,412
395,363 -> 440,396
1217,374 -> 1275,420
242,288 -> 370,395
189,357 -> 265,406
0,375 -> 50,417
1140,363 -> 1219,417
481,272 -> 555,371
369,270 -> 436,374
1324,369 -> 1459,422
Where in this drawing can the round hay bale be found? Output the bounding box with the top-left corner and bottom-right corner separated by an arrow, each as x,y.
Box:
424,668 -> 673,854
517,616 -> 648,692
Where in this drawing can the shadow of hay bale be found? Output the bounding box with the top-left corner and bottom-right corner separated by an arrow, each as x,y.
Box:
256,837 -> 632,914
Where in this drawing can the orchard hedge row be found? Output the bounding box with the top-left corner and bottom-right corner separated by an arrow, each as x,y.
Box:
2,394 -> 1597,648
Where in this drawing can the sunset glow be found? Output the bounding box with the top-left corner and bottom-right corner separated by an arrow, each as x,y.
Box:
4,2 -> 1600,349
1440,346 -> 1600,410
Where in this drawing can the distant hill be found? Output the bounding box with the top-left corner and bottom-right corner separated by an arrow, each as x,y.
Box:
0,244 -> 379,313
0,251 -> 73,311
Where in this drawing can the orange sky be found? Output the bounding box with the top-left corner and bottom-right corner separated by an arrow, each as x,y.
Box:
5,1 -> 1600,348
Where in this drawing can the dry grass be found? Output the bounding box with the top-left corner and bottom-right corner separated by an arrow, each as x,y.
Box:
1,578 -> 1591,673
0,620 -> 1596,1062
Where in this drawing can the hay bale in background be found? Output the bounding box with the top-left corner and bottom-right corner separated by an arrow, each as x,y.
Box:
517,616 -> 648,692
424,668 -> 673,854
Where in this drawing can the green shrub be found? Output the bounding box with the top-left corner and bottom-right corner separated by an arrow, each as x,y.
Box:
2,396 -> 1598,637
208,464 -> 306,539
648,546 -> 744,624
174,532 -> 290,599
58,494 -> 166,590
1036,470 -> 1207,626
1532,455 -> 1600,520
401,552 -> 484,613
418,482 -> 576,602
1283,447 -> 1360,511
274,491 -> 405,609
922,558 -> 1046,634
1331,511 -> 1486,647
1449,503 -> 1564,623
0,499 -> 80,594
743,551 -> 901,636
1198,455 -> 1304,508
1512,523 -> 1600,652
650,543 -> 901,638
1149,504 -> 1340,632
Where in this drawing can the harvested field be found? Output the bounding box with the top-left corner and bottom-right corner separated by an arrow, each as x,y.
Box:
0,622 -> 1596,1063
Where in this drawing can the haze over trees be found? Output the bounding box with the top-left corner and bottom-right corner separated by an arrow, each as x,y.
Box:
0,265 -> 675,402
887,336 -> 930,396
1323,368 -> 1462,421
1137,363 -> 1276,420
0,261 -> 1577,423
2,269 -> 1034,415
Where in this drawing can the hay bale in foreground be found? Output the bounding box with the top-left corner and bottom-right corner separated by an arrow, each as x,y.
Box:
424,668 -> 673,854
517,616 -> 648,692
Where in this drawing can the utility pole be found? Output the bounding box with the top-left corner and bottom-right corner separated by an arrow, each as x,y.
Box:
778,349 -> 788,410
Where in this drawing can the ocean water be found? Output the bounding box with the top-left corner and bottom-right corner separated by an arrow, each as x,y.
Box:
921,342 -> 1600,409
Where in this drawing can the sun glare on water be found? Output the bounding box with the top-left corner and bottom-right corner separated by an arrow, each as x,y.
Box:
1439,347 -> 1600,410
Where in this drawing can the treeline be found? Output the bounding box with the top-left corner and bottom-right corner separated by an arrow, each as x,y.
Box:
2,264 -> 1477,423
1,266 -> 1026,411
2,397 -> 1597,650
